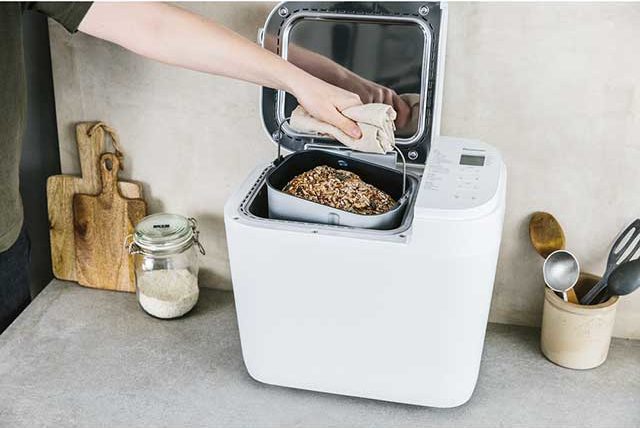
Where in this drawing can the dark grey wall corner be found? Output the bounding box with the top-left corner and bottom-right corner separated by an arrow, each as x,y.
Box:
20,11 -> 61,297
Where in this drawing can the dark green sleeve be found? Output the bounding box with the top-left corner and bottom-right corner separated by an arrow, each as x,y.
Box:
25,2 -> 93,33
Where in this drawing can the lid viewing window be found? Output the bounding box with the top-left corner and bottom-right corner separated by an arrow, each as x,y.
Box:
260,2 -> 445,165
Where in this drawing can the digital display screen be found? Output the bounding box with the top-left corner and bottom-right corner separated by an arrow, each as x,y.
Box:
460,155 -> 485,166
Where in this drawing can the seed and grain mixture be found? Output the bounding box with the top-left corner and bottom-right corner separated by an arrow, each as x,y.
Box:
283,165 -> 396,215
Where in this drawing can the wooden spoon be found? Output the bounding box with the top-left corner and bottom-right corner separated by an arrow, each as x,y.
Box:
529,212 -> 566,258
529,212 -> 579,304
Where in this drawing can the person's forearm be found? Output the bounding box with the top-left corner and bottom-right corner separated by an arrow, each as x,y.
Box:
79,2 -> 365,138
265,34 -> 350,89
79,2 -> 313,96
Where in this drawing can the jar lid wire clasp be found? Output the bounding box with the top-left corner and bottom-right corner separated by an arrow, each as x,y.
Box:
125,234 -> 144,255
188,217 -> 206,256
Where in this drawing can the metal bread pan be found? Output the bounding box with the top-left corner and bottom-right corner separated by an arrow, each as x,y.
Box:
266,150 -> 415,230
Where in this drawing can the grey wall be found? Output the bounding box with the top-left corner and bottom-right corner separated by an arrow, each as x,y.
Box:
47,2 -> 640,338
20,10 -> 61,297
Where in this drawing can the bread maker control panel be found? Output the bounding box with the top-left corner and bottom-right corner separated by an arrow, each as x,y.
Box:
415,137 -> 503,215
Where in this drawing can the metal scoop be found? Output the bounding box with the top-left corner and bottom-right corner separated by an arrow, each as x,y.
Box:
543,250 -> 580,302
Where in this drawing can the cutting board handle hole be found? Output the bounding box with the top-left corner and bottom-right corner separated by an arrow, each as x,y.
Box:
103,158 -> 113,171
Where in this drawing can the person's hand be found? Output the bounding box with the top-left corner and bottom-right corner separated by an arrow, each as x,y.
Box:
283,42 -> 410,128
337,74 -> 411,128
290,76 -> 363,139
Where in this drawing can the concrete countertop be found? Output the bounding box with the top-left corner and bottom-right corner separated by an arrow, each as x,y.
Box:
0,280 -> 638,427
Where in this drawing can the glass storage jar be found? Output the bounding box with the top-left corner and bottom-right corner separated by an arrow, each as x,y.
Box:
128,213 -> 205,319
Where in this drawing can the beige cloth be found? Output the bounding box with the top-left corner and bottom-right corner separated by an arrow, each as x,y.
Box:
290,103 -> 397,154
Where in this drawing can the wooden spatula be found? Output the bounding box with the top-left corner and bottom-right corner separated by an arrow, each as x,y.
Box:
73,153 -> 147,292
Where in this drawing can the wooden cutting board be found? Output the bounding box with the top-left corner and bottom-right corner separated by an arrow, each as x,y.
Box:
47,123 -> 143,281
73,153 -> 147,292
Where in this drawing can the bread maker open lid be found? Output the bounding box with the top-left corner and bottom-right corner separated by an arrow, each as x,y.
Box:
260,1 -> 446,166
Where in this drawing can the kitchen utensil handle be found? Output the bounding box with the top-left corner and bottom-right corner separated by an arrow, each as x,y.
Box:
580,275 -> 609,305
596,290 -> 611,305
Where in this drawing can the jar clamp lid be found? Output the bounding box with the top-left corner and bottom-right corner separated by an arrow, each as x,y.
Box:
128,213 -> 205,255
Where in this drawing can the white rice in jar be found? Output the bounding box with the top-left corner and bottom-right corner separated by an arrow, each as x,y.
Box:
137,269 -> 199,319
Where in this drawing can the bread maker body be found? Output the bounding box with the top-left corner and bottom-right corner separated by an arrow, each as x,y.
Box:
224,1 -> 507,407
